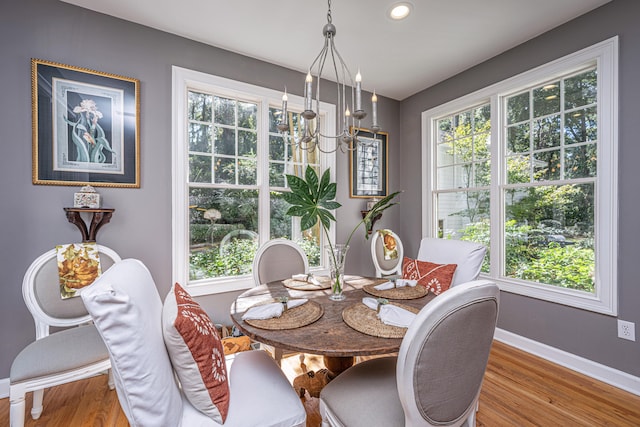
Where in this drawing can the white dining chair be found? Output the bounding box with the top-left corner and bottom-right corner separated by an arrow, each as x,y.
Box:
319,280 -> 500,427
370,229 -> 404,277
252,238 -> 309,286
82,258 -> 306,427
251,238 -> 309,365
10,245 -> 120,427
417,237 -> 487,286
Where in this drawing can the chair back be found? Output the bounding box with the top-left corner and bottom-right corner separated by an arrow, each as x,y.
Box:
417,238 -> 486,286
396,280 -> 499,426
23,245 -> 121,339
252,239 -> 309,286
82,259 -> 184,426
371,229 -> 404,277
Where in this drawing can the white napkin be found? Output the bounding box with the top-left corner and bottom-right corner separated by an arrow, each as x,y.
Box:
242,298 -> 308,320
374,278 -> 418,290
361,297 -> 416,328
291,273 -> 322,286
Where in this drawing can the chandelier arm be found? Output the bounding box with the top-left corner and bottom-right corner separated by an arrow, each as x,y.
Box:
330,37 -> 359,138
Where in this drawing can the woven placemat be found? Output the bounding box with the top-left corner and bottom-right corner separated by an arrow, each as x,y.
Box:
342,302 -> 420,338
283,276 -> 332,290
244,300 -> 324,330
362,282 -> 428,300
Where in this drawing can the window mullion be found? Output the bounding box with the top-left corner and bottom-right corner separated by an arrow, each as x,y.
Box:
257,97 -> 271,246
489,94 -> 502,279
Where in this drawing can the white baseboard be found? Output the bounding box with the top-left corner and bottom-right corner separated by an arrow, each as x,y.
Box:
0,378 -> 8,399
494,328 -> 640,396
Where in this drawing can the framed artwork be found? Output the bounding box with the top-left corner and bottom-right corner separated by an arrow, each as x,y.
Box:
349,127 -> 388,198
32,58 -> 140,187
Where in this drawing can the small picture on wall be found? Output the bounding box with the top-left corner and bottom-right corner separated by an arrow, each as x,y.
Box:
349,127 -> 388,198
32,58 -> 140,187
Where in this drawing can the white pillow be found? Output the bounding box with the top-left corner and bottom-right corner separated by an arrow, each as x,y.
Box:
81,259 -> 183,427
162,282 -> 230,423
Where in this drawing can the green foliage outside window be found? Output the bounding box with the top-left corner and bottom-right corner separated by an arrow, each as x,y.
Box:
439,69 -> 597,294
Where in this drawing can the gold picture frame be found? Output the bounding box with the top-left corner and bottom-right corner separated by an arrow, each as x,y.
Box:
349,127 -> 388,198
32,58 -> 140,187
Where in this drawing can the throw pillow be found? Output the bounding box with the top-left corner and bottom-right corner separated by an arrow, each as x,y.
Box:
162,282 -> 230,423
402,257 -> 457,295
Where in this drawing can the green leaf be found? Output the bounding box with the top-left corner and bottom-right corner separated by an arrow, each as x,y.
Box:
300,212 -> 318,231
320,201 -> 342,210
286,206 -> 312,217
281,191 -> 305,206
305,166 -> 320,200
286,174 -> 313,203
319,182 -> 337,203
317,210 -> 335,230
318,169 -> 331,196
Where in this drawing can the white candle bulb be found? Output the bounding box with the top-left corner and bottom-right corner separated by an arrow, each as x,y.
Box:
305,72 -> 313,111
355,70 -> 362,111
372,90 -> 378,127
281,89 -> 288,125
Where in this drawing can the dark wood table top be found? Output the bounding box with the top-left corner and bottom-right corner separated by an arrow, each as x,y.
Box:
230,276 -> 435,358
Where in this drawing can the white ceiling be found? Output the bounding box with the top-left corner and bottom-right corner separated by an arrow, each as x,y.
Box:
61,0 -> 610,100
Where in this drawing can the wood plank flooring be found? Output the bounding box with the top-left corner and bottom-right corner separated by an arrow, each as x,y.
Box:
1,341 -> 639,426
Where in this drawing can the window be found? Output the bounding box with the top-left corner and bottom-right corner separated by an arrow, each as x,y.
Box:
172,67 -> 336,295
422,37 -> 618,314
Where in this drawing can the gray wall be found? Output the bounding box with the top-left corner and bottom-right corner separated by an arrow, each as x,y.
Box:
0,0 -> 400,378
399,0 -> 640,376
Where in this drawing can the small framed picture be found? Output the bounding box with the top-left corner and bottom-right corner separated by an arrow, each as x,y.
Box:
32,59 -> 140,187
349,127 -> 388,198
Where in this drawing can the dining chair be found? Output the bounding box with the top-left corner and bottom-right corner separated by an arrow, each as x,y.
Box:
81,258 -> 306,427
252,238 -> 309,286
9,245 -> 120,427
417,237 -> 487,286
319,279 -> 500,427
252,238 -> 309,365
370,229 -> 404,278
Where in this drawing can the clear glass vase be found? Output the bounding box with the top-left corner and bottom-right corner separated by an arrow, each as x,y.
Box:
326,244 -> 349,301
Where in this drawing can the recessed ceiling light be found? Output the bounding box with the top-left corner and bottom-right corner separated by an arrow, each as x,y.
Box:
389,2 -> 412,20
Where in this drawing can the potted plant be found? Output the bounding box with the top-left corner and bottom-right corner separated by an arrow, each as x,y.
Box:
282,166 -> 400,300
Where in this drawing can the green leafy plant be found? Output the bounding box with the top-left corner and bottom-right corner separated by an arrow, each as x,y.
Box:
281,166 -> 400,293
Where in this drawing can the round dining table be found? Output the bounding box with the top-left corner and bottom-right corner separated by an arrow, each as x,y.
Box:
229,275 -> 435,379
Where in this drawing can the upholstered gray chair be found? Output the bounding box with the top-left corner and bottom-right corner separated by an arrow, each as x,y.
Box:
417,238 -> 487,286
252,238 -> 309,365
319,280 -> 500,427
10,245 -> 120,427
252,238 -> 309,286
371,229 -> 404,278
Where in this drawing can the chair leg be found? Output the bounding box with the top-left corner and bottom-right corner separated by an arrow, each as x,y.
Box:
108,368 -> 115,389
31,388 -> 44,419
274,348 -> 283,367
9,392 -> 26,427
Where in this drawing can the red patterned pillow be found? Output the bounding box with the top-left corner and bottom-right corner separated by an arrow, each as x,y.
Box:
402,257 -> 457,295
162,283 -> 230,423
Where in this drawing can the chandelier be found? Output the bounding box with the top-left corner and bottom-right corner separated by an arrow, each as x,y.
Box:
277,0 -> 380,153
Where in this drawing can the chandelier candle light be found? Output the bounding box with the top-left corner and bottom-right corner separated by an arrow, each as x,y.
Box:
278,0 -> 380,153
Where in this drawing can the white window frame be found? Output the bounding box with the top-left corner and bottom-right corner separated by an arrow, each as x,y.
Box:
172,66 -> 336,295
422,37 -> 618,315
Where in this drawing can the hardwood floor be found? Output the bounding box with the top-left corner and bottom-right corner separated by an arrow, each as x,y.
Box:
2,341 -> 639,426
